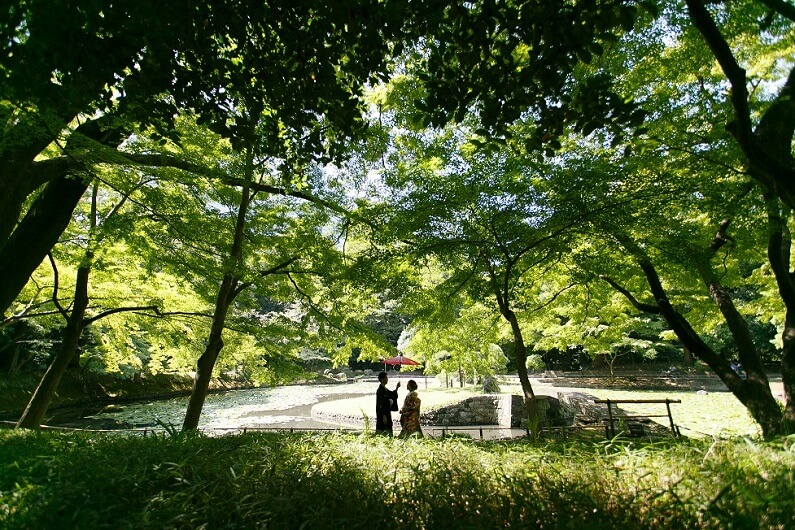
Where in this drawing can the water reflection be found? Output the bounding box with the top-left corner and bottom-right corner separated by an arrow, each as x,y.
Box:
86,381 -> 376,430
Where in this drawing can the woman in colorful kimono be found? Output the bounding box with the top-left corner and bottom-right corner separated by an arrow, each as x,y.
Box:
399,379 -> 423,438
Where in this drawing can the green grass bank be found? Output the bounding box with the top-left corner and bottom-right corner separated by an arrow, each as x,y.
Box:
1,430 -> 794,529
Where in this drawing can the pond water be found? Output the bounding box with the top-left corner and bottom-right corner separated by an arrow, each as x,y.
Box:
36,376 -> 531,440
59,380 -> 379,432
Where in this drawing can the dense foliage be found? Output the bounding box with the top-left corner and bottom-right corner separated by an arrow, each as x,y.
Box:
1,430 -> 794,529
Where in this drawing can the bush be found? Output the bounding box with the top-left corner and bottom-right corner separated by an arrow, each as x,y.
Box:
525,354 -> 545,373
1,430 -> 794,529
482,376 -> 500,393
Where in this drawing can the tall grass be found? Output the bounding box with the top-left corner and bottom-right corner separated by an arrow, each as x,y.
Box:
1,430 -> 793,529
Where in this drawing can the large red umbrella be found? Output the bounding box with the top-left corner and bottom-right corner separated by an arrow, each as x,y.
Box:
381,355 -> 421,370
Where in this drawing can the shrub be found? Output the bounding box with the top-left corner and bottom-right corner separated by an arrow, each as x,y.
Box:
1,431 -> 793,529
525,354 -> 546,373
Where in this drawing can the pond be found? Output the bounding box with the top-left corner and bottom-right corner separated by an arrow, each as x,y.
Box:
47,380 -> 379,432
36,376 -> 529,440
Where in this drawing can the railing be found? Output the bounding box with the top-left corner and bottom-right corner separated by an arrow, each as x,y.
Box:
1,420 -> 525,441
593,398 -> 681,438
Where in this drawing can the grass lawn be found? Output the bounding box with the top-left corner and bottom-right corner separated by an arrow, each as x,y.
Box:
574,388 -> 760,439
501,382 -> 763,439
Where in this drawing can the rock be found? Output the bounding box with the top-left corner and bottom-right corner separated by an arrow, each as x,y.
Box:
557,391 -> 602,423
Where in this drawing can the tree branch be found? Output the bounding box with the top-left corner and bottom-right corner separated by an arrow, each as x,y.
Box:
83,305 -> 162,326
599,275 -> 661,314
0,300 -> 60,327
232,257 -> 300,297
152,310 -> 215,319
224,176 -> 351,217
47,253 -> 68,320
286,272 -> 345,333
445,252 -> 483,301
120,153 -> 217,175
529,283 -> 576,313
647,137 -> 748,176
709,219 -> 734,253
758,0 -> 795,22
685,0 -> 755,145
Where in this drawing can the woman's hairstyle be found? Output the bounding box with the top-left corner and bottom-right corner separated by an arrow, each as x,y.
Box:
407,379 -> 417,391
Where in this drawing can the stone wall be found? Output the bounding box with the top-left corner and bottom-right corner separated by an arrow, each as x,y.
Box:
422,394 -> 567,428
509,395 -> 567,428
422,395 -> 510,426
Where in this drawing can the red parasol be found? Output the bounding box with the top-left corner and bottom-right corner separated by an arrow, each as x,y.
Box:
381,355 -> 421,369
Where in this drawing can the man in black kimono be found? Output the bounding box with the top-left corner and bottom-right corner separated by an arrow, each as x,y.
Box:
375,371 -> 400,435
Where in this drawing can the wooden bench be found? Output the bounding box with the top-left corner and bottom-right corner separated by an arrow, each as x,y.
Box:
593,398 -> 681,438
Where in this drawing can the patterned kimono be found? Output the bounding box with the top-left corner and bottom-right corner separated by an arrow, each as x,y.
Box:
375,384 -> 398,435
399,390 -> 423,437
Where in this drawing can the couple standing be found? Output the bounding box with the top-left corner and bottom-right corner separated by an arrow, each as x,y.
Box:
375,371 -> 422,437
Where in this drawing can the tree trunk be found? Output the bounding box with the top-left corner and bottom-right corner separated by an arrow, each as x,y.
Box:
0,116 -> 129,317
765,196 -> 795,431
698,265 -> 767,378
639,258 -> 784,438
682,346 -> 694,366
0,175 -> 88,315
686,2 -> 795,210
782,339 -> 795,431
0,122 -> 66,243
698,269 -> 781,433
181,141 -> 253,432
0,29 -> 134,242
16,265 -> 90,429
502,307 -> 540,435
0,322 -> 31,374
1,339 -> 24,375
181,273 -> 237,431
